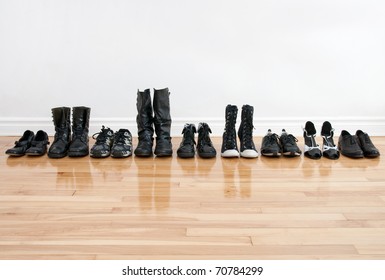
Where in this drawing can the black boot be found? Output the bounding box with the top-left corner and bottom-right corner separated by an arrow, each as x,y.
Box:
153,88 -> 172,157
134,89 -> 154,157
177,123 -> 196,158
221,105 -> 239,158
238,105 -> 258,158
48,107 -> 71,158
68,106 -> 90,157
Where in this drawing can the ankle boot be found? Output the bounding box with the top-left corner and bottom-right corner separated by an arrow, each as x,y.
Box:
238,105 -> 258,158
134,89 -> 154,157
221,104 -> 239,157
153,88 -> 172,157
48,107 -> 71,158
68,106 -> 90,157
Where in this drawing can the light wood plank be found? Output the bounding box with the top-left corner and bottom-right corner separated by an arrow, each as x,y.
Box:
1,136 -> 385,259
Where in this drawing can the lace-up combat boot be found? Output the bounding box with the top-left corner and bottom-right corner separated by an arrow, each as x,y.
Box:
238,105 -> 258,158
48,107 -> 71,158
153,88 -> 172,157
68,106 -> 91,157
221,105 -> 239,158
134,89 -> 154,157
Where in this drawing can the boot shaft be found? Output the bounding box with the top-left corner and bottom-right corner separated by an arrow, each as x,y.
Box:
153,87 -> 171,139
72,106 -> 91,131
238,104 -> 254,143
51,107 -> 71,129
136,89 -> 154,136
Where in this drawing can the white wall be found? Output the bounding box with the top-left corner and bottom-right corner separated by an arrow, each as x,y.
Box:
1,0 -> 385,136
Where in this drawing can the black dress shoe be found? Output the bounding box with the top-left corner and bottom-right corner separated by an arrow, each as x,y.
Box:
25,130 -> 50,156
321,121 -> 340,160
338,130 -> 363,158
5,130 -> 35,156
303,121 -> 322,159
356,130 -> 380,158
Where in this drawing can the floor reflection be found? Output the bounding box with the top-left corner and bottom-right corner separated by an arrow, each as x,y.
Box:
49,157 -> 93,190
135,156 -> 171,212
221,157 -> 253,198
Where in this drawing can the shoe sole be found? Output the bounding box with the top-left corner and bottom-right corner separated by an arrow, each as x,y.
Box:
221,150 -> 239,158
48,152 -> 67,158
177,152 -> 195,158
283,151 -> 301,157
261,152 -> 281,157
240,150 -> 258,158
198,153 -> 216,158
68,151 -> 89,157
111,153 -> 132,158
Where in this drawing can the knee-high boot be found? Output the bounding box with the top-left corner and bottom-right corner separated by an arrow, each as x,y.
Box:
134,89 -> 154,157
153,88 -> 172,157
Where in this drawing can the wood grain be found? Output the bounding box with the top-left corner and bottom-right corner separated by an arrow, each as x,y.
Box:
0,136 -> 384,259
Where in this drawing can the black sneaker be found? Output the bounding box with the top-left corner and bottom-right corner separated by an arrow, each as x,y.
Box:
261,129 -> 281,157
197,122 -> 217,158
111,129 -> 133,158
238,105 -> 258,158
221,105 -> 239,157
356,130 -> 379,158
279,129 -> 301,157
303,121 -> 322,159
90,126 -> 114,158
338,130 -> 363,158
321,121 -> 340,160
177,124 -> 196,158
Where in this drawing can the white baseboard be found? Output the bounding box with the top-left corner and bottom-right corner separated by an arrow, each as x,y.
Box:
1,117 -> 385,136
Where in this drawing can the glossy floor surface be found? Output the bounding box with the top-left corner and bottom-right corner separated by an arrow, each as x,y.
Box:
0,136 -> 384,259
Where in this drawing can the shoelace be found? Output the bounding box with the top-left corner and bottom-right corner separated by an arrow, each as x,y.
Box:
224,110 -> 237,148
241,110 -> 254,148
266,133 -> 280,146
114,131 -> 131,145
92,126 -> 112,144
181,125 -> 196,146
281,134 -> 298,145
198,124 -> 213,147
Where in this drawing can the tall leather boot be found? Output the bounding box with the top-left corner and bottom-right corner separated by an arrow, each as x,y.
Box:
68,106 -> 91,157
134,89 -> 154,157
153,87 -> 172,157
48,107 -> 71,158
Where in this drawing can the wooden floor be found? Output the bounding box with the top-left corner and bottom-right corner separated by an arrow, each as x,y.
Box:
0,136 -> 384,260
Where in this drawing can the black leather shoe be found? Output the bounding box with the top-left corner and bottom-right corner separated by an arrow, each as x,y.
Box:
280,129 -> 301,157
5,130 -> 35,156
177,124 -> 196,158
261,129 -> 281,157
197,123 -> 217,158
321,121 -> 340,160
338,130 -> 363,158
303,121 -> 322,159
356,130 -> 380,158
25,130 -> 50,156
